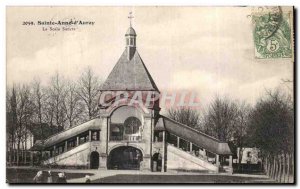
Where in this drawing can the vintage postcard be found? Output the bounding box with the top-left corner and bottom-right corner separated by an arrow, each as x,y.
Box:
6,6 -> 295,184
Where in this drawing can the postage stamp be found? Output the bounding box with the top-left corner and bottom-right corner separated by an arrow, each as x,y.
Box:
252,7 -> 293,59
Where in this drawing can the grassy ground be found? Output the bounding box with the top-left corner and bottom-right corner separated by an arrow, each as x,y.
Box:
94,174 -> 274,183
6,168 -> 94,183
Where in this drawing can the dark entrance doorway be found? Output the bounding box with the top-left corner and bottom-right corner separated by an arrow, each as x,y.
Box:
152,152 -> 162,172
108,146 -> 143,170
90,151 -> 99,169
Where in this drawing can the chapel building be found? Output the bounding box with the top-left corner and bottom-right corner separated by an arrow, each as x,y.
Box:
31,22 -> 232,173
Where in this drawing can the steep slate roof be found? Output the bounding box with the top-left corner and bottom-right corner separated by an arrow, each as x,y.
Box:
160,116 -> 232,155
100,49 -> 159,91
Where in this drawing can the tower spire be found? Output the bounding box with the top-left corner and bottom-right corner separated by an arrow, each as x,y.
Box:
125,12 -> 137,60
128,12 -> 134,27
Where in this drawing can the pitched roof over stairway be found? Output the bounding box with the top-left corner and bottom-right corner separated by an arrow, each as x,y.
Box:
30,119 -> 101,150
100,49 -> 159,91
156,116 -> 232,155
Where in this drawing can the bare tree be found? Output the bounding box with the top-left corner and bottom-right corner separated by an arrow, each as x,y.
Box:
6,86 -> 17,165
31,78 -> 46,138
14,85 -> 34,165
63,80 -> 83,128
77,67 -> 101,121
232,102 -> 251,170
167,107 -> 201,150
202,96 -> 238,142
44,94 -> 55,129
47,72 -> 67,130
168,107 -> 200,129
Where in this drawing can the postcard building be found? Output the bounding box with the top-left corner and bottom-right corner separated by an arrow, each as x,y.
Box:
31,24 -> 233,173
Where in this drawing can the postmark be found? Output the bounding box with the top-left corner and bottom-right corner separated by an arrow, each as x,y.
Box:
252,7 -> 293,59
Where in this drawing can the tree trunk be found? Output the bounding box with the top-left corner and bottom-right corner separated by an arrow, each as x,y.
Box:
282,154 -> 286,183
8,150 -> 11,166
268,156 -> 272,178
265,157 -> 268,175
24,139 -> 27,165
13,149 -> 15,164
287,153 -> 290,183
273,156 -> 277,181
291,153 -> 294,183
278,154 -> 282,182
13,139 -> 15,164
272,156 -> 276,180
9,136 -> 14,166
276,156 -> 279,182
16,141 -> 20,166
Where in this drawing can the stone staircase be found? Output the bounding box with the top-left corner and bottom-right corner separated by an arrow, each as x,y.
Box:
43,142 -> 91,168
166,144 -> 219,173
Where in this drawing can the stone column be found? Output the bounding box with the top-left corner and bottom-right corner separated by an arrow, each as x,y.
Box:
190,142 -> 193,153
64,141 -> 68,152
177,137 -> 180,148
30,151 -> 33,166
216,154 -> 220,166
53,145 -> 56,156
89,130 -> 92,141
99,153 -> 107,169
161,131 -> 166,172
228,155 -> 233,174
229,155 -> 233,167
76,136 -> 79,146
143,155 -> 152,171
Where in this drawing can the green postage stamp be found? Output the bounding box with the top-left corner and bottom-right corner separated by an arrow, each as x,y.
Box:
252,7 -> 293,59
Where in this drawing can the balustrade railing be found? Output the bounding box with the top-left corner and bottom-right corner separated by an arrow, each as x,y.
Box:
110,135 -> 141,142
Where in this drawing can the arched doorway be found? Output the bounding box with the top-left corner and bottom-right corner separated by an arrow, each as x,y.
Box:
90,151 -> 99,169
108,146 -> 143,170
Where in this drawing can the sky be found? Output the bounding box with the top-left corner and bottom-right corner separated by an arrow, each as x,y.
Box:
6,6 -> 293,109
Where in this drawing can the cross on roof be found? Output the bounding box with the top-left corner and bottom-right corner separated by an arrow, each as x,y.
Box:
128,12 -> 134,27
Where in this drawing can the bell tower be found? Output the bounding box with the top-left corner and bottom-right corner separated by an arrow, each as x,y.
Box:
125,12 -> 136,60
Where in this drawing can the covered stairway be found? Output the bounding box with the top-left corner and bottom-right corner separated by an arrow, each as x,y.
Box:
30,119 -> 102,168
155,116 -> 233,173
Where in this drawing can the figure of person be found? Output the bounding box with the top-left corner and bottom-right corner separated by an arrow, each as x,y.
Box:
47,171 -> 53,183
246,152 -> 252,172
85,175 -> 91,183
33,171 -> 43,183
56,172 -> 67,183
63,172 -> 67,180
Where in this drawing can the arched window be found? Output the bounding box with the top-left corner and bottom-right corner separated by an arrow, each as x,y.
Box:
110,106 -> 143,141
124,117 -> 141,134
